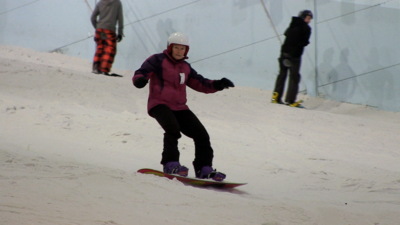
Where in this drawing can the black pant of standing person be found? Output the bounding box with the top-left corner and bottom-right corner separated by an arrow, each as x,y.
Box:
273,55 -> 301,104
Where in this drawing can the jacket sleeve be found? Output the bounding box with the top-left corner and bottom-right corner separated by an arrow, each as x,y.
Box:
299,26 -> 311,47
117,2 -> 124,36
133,55 -> 158,84
90,5 -> 99,29
186,67 -> 218,94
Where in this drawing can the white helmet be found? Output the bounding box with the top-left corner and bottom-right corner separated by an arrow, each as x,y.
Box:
167,32 -> 190,56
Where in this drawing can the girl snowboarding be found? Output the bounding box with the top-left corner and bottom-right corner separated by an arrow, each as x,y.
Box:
133,32 -> 234,181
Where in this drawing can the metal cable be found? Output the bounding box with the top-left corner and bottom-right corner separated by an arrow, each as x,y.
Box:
260,0 -> 282,45
316,0 -> 398,88
317,0 -> 396,24
0,0 -> 40,16
318,62 -> 400,88
84,0 -> 93,12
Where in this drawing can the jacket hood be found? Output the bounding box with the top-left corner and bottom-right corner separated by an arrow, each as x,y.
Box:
290,16 -> 307,27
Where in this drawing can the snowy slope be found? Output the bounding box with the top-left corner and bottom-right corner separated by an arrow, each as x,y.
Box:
1,45 -> 399,225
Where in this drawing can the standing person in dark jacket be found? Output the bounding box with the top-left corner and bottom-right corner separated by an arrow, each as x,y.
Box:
133,32 -> 234,181
91,0 -> 124,75
271,10 -> 313,107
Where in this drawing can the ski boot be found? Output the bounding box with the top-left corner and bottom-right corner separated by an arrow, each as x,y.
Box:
163,161 -> 189,177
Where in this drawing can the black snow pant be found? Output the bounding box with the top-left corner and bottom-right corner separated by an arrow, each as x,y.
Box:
149,104 -> 214,171
273,53 -> 302,104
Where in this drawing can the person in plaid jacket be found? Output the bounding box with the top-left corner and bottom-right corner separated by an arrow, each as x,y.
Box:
91,0 -> 124,75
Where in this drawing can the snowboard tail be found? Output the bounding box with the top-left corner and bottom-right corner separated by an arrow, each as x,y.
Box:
137,168 -> 246,188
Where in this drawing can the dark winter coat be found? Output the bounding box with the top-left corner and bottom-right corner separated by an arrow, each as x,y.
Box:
281,17 -> 311,58
133,50 -> 218,114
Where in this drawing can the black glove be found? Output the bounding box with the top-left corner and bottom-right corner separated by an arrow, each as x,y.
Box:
117,35 -> 123,42
134,76 -> 148,88
213,78 -> 234,91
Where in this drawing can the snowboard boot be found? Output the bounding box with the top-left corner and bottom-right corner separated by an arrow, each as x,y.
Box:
271,92 -> 284,104
92,69 -> 100,74
163,161 -> 188,177
286,100 -> 305,108
92,64 -> 100,74
195,165 -> 226,181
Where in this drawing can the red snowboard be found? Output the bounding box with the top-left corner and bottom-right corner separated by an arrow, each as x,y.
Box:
137,168 -> 246,188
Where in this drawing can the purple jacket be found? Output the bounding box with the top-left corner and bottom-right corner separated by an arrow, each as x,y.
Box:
133,50 -> 218,114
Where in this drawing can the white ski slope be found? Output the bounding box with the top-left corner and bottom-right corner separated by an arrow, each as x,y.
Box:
1,45 -> 399,225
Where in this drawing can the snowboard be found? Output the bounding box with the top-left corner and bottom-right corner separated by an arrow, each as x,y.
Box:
93,71 -> 123,77
287,100 -> 305,108
271,92 -> 305,108
104,73 -> 123,77
137,168 -> 247,188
